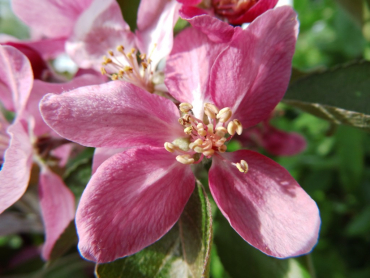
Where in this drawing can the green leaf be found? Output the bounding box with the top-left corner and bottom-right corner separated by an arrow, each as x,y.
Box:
116,0 -> 140,31
335,125 -> 364,191
48,221 -> 78,261
95,181 -> 213,278
346,206 -> 370,236
334,0 -> 363,26
284,61 -> 370,131
214,213 -> 311,278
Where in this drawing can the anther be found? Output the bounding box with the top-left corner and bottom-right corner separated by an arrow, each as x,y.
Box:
183,114 -> 191,122
108,50 -> 114,56
189,139 -> 203,150
124,66 -> 133,73
204,103 -> 219,119
100,67 -> 107,75
194,146 -> 204,153
215,126 -> 227,137
111,74 -> 118,80
233,119 -> 243,135
234,160 -> 249,173
218,145 -> 227,153
179,103 -> 193,113
116,45 -> 124,52
216,107 -> 232,123
164,142 -> 177,153
176,154 -> 194,165
118,70 -> 124,78
227,120 -> 237,135
140,53 -> 146,60
184,126 -> 193,135
215,137 -> 226,147
207,124 -> 214,134
203,149 -> 215,156
178,118 -> 186,125
102,56 -> 112,65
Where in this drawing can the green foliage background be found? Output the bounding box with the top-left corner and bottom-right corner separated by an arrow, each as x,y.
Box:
0,0 -> 370,277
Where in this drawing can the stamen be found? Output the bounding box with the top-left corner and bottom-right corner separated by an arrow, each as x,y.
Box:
169,102 -> 245,166
184,126 -> 193,135
233,119 -> 243,135
227,120 -> 237,135
164,142 -> 177,153
179,103 -> 193,113
176,154 -> 195,165
203,149 -> 215,157
116,45 -> 124,52
233,160 -> 249,173
204,103 -> 219,119
216,107 -> 232,123
215,126 -> 227,137
218,145 -> 227,153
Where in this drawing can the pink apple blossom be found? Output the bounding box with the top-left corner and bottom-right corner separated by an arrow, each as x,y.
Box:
40,7 -> 320,263
178,0 -> 278,25
12,0 -> 179,93
0,45 -> 105,260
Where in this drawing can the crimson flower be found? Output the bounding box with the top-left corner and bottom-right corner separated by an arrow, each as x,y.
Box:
40,7 -> 320,263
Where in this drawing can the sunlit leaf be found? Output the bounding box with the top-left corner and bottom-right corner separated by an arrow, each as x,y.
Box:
95,181 -> 213,278
284,61 -> 370,131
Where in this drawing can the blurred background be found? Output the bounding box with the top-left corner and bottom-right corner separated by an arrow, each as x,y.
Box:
0,0 -> 369,277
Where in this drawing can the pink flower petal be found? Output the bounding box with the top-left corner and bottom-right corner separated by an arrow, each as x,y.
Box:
66,0 -> 135,70
260,126 -> 307,156
39,167 -> 75,260
76,146 -> 195,262
209,7 -> 298,128
136,0 -> 180,67
1,35 -> 66,60
51,143 -> 74,167
40,81 -> 184,149
92,147 -> 127,174
230,0 -> 279,25
209,150 -> 320,258
0,120 -> 33,214
3,42 -> 49,80
27,74 -> 105,137
0,45 -> 33,112
179,10 -> 235,43
12,0 -> 93,38
165,27 -> 227,118
0,113 -> 10,162
177,0 -> 202,5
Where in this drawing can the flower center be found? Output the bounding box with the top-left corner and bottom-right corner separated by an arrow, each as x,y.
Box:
100,45 -> 155,93
165,102 -> 243,165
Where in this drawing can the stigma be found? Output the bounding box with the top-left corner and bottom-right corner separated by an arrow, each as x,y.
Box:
165,102 -> 243,165
100,45 -> 155,93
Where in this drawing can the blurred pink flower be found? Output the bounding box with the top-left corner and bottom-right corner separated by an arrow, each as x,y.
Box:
40,7 -> 320,263
239,116 -> 307,156
0,45 -> 104,260
13,0 -> 179,93
178,0 -> 278,25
